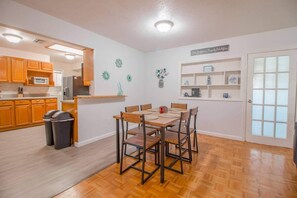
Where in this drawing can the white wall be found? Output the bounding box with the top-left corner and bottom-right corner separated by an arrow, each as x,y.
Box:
0,0 -> 145,144
144,27 -> 297,140
52,61 -> 81,77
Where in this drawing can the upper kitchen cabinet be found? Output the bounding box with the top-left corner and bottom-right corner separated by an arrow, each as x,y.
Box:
0,57 -> 11,82
27,60 -> 41,70
11,57 -> 26,83
41,62 -> 53,71
83,49 -> 94,86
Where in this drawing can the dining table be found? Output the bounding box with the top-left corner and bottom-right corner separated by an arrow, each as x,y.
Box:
113,107 -> 187,183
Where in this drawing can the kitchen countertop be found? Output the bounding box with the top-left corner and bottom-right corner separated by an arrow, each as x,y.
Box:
0,96 -> 58,101
61,100 -> 74,104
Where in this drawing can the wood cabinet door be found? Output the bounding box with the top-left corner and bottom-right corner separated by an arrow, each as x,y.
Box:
11,58 -> 26,83
31,104 -> 45,123
0,105 -> 14,129
27,60 -> 40,70
45,102 -> 57,112
0,57 -> 11,82
15,105 -> 31,126
83,49 -> 94,86
41,62 -> 53,71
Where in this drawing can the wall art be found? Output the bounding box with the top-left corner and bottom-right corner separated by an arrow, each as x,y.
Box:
127,74 -> 132,82
156,68 -> 169,88
115,58 -> 123,68
117,82 -> 123,96
102,71 -> 110,80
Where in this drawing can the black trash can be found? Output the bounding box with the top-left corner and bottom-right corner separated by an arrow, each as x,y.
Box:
43,110 -> 60,146
51,111 -> 74,149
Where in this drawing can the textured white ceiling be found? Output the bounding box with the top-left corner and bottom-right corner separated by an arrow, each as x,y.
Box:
13,0 -> 297,52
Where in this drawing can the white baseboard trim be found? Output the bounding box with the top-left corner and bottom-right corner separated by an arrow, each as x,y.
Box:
74,124 -> 139,147
74,131 -> 116,147
199,130 -> 244,141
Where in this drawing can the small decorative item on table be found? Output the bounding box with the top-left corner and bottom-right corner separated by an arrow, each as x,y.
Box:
159,106 -> 168,113
228,75 -> 239,85
203,65 -> 214,72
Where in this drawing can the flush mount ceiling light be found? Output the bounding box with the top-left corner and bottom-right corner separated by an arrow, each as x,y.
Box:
154,20 -> 174,33
2,33 -> 23,43
48,44 -> 83,56
64,54 -> 75,60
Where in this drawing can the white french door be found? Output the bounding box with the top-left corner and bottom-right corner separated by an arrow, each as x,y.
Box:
246,50 -> 297,148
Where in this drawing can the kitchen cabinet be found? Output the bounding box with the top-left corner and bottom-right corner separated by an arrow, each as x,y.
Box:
11,57 -> 26,83
0,101 -> 14,129
45,98 -> 58,112
31,99 -> 45,123
0,57 -> 11,82
15,100 -> 31,126
27,60 -> 41,70
83,49 -> 94,86
41,62 -> 53,71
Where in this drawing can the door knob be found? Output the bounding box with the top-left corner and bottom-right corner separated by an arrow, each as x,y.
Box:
248,99 -> 252,103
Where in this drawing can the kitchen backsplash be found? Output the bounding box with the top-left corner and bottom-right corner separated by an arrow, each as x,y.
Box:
0,83 -> 62,97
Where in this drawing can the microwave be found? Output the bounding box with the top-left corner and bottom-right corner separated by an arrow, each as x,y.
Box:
32,77 -> 49,85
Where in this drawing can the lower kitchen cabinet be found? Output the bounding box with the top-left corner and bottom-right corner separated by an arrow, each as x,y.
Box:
0,101 -> 15,129
45,98 -> 58,112
31,100 -> 45,124
15,100 -> 31,126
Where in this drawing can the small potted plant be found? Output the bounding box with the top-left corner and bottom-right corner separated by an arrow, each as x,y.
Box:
155,68 -> 169,88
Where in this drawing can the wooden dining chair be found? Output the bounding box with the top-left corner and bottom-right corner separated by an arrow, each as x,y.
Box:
120,112 -> 160,184
171,103 -> 188,109
140,104 -> 152,111
163,111 -> 192,174
168,107 -> 199,153
124,105 -> 157,157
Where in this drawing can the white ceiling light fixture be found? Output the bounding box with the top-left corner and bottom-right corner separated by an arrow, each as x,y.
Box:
154,20 -> 174,33
48,44 -> 83,56
64,54 -> 75,60
2,33 -> 23,43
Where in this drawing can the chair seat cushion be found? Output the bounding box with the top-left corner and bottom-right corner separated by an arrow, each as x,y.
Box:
158,131 -> 187,144
124,135 -> 160,149
127,126 -> 157,136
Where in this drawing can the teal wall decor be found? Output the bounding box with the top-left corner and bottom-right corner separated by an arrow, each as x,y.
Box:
115,58 -> 123,68
102,71 -> 110,80
127,74 -> 132,82
117,82 -> 123,96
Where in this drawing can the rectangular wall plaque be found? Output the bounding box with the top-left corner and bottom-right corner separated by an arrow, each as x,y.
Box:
191,45 -> 229,56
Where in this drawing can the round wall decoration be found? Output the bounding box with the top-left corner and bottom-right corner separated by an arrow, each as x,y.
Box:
102,71 -> 110,80
115,58 -> 123,68
127,74 -> 132,82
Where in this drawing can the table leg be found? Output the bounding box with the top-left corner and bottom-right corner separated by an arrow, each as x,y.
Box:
160,127 -> 165,183
116,119 -> 120,163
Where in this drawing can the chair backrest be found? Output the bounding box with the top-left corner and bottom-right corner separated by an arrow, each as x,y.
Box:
190,107 -> 198,129
177,110 -> 191,136
120,112 -> 147,148
140,104 -> 152,111
125,105 -> 139,112
171,103 -> 187,109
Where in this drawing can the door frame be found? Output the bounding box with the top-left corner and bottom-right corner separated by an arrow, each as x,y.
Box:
245,49 -> 297,148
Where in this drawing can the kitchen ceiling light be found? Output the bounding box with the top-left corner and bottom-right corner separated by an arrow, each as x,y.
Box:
2,33 -> 23,43
154,20 -> 174,33
65,54 -> 75,60
48,44 -> 83,56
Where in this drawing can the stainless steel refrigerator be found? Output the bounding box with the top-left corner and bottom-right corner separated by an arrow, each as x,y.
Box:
63,76 -> 89,100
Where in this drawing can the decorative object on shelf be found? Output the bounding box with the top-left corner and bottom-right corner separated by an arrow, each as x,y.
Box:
228,75 -> 239,85
223,93 -> 230,98
184,80 -> 189,86
184,92 -> 189,97
115,58 -> 123,68
117,82 -> 123,96
191,44 -> 229,56
127,74 -> 132,82
102,71 -> 110,80
191,88 -> 201,97
156,68 -> 169,88
203,65 -> 214,72
207,75 -> 211,85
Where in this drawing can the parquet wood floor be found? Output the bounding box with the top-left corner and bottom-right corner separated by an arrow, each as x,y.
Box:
55,134 -> 297,198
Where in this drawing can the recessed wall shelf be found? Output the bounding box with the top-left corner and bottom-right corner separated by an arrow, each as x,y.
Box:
180,57 -> 242,101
